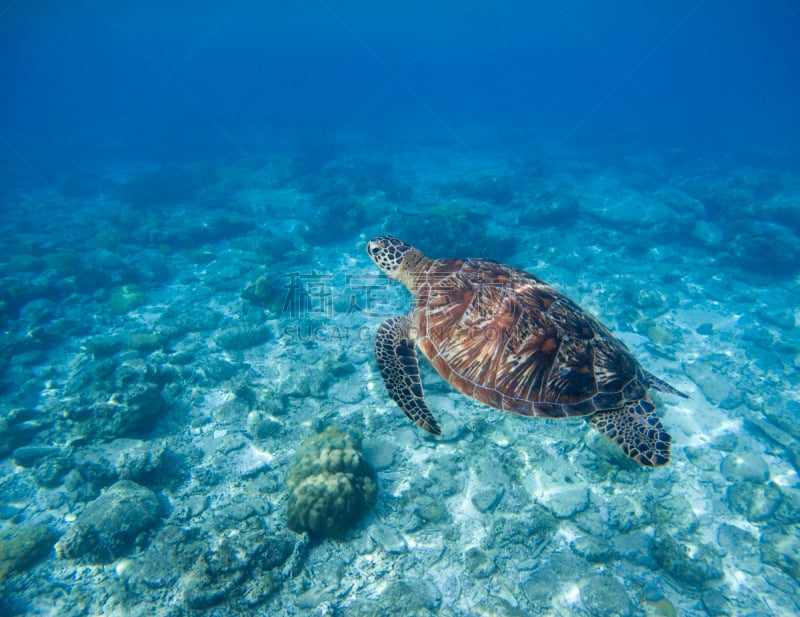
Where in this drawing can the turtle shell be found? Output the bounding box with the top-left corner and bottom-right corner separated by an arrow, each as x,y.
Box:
414,258 -> 648,418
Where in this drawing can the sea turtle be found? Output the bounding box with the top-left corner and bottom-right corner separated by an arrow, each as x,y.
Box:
366,235 -> 686,467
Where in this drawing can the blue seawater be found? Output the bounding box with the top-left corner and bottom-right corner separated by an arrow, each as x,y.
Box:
1,2 -> 799,615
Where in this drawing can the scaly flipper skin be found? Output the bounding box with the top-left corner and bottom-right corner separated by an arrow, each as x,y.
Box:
589,398 -> 671,466
375,314 -> 442,436
644,370 -> 689,399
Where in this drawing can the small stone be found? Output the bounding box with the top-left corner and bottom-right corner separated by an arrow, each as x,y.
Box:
236,445 -> 273,478
696,323 -> 714,336
745,418 -> 796,449
213,503 -> 258,527
471,485 -> 505,513
89,384 -> 166,439
645,322 -> 676,347
757,307 -> 796,329
606,495 -> 651,532
369,523 -> 407,554
645,596 -> 679,617
717,524 -> 758,560
702,590 -> 731,616
684,358 -> 743,409
464,547 -> 497,579
378,578 -> 441,613
611,531 -> 658,570
580,574 -> 633,617
245,410 -> 281,439
728,482 -> 784,522
685,445 -> 722,471
362,438 -> 395,471
412,497 -> 450,526
211,397 -> 250,425
721,452 -> 770,483
31,455 -> 73,488
128,332 -> 165,352
11,446 -> 61,467
115,441 -> 166,480
187,494 -> 209,519
214,325 -> 271,351
763,400 -> 800,441
109,284 -> 147,315
761,528 -> 800,582
547,487 -> 589,519
774,488 -> 800,525
653,531 -> 723,586
711,433 -> 738,452
653,494 -> 698,533
522,569 -> 558,608
0,504 -> 23,520
572,536 -> 612,563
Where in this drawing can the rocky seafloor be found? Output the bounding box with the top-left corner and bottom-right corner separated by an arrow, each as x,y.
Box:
1,137 -> 799,616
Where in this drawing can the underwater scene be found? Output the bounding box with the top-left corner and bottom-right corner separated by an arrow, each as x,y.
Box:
1,2 -> 800,616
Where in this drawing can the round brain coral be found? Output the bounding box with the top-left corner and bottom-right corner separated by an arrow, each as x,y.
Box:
286,426 -> 377,538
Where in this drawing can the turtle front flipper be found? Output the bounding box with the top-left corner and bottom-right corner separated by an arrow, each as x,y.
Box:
589,398 -> 671,466
375,314 -> 442,436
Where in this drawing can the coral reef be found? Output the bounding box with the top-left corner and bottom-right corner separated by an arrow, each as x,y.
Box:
3,134 -> 800,615
286,426 -> 377,538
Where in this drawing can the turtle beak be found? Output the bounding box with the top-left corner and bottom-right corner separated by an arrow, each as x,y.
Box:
366,239 -> 382,261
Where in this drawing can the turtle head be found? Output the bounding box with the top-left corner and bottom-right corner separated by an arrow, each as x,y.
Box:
367,235 -> 414,279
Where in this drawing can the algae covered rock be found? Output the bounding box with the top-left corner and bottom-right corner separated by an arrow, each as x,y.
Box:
88,383 -> 166,439
182,521 -> 294,610
242,274 -> 286,312
286,426 -> 377,538
214,324 -> 271,351
761,527 -> 800,582
653,529 -> 723,587
0,524 -> 57,583
580,574 -> 633,617
55,480 -> 162,563
109,284 -> 147,315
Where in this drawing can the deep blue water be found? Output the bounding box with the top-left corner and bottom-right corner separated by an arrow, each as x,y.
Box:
2,1 -> 799,181
2,2 -> 800,616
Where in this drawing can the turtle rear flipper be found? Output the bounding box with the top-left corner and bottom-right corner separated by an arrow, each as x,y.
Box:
375,314 -> 442,436
590,399 -> 671,466
644,370 -> 688,399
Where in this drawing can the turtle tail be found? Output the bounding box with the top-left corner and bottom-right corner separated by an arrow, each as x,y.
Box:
590,398 -> 671,467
